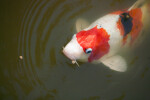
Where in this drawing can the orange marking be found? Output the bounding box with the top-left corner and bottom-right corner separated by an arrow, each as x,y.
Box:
113,8 -> 143,45
76,26 -> 110,62
129,8 -> 143,44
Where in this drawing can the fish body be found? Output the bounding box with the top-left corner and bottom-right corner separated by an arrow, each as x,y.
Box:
63,0 -> 150,72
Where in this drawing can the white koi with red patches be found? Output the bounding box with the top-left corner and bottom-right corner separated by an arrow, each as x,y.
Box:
63,0 -> 149,72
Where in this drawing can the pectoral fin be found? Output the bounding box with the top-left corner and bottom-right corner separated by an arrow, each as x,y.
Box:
75,18 -> 90,32
101,55 -> 127,72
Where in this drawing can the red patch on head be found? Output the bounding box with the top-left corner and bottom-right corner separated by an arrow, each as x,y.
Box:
76,26 -> 110,62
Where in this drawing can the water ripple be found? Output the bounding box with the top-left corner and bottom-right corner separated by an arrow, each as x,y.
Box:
17,0 -> 93,96
15,0 -> 150,99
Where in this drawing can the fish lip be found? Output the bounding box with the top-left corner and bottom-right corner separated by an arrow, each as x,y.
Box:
63,48 -> 79,66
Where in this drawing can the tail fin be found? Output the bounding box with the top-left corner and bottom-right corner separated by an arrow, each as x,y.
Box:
129,0 -> 150,29
128,0 -> 148,11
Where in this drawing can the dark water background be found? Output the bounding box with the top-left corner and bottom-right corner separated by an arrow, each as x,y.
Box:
1,0 -> 150,100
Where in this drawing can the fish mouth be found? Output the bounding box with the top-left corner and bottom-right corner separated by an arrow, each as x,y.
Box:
62,47 -> 80,67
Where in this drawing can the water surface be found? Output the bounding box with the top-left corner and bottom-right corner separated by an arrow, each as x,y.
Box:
1,0 -> 150,100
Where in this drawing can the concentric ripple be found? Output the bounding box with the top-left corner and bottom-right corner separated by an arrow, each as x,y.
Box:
17,0 -> 94,99
14,0 -> 150,99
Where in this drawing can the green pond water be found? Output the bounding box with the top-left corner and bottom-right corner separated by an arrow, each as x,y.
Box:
1,0 -> 150,100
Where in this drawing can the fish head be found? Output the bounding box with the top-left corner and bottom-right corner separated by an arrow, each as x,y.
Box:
63,25 -> 110,63
63,34 -> 88,63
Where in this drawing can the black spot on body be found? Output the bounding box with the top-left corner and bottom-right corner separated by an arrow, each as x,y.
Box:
120,13 -> 133,37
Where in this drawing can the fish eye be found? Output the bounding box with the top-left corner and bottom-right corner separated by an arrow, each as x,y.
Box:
85,48 -> 92,54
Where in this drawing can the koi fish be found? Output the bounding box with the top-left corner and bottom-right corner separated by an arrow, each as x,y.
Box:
63,0 -> 150,72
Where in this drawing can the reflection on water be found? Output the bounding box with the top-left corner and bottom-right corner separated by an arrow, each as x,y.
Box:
1,0 -> 150,100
